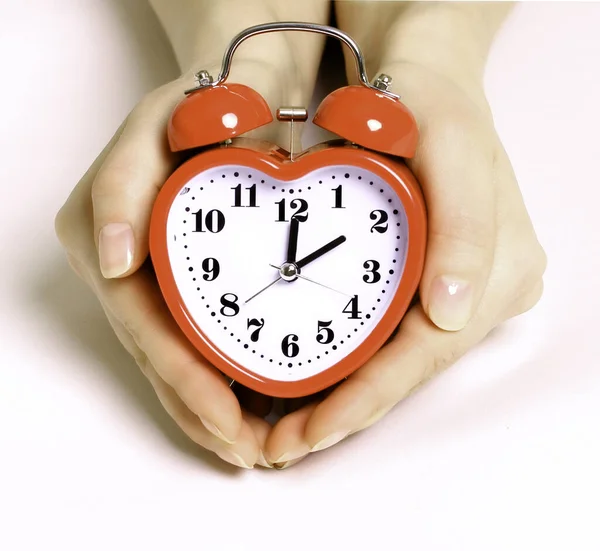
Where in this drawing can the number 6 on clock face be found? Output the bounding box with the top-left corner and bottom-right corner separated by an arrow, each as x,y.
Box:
149,23 -> 426,398
151,146 -> 426,398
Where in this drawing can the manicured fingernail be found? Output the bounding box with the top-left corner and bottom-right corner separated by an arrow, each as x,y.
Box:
200,417 -> 235,444
99,223 -> 134,278
273,457 -> 305,470
257,451 -> 274,469
428,276 -> 473,331
216,449 -> 253,469
311,430 -> 350,452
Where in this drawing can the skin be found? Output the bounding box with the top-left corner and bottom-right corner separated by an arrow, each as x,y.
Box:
54,0 -> 547,469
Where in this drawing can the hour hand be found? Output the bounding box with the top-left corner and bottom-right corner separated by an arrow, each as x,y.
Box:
296,235 -> 346,269
286,216 -> 300,264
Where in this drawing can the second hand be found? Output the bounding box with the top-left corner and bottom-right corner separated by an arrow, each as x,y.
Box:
268,264 -> 353,298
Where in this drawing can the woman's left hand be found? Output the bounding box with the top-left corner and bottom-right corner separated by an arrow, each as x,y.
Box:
263,3 -> 547,468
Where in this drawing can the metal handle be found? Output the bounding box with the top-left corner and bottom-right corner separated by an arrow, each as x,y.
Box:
186,22 -> 397,98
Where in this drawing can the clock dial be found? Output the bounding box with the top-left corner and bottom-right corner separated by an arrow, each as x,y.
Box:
164,164 -> 409,382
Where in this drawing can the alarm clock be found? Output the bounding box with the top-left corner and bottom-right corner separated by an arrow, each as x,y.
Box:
149,22 -> 427,399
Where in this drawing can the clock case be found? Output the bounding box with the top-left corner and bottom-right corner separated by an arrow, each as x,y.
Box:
149,22 -> 427,398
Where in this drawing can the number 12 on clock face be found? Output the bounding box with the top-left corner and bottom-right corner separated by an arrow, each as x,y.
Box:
163,164 -> 409,386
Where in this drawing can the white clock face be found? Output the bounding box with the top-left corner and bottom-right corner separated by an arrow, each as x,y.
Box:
165,164 -> 409,382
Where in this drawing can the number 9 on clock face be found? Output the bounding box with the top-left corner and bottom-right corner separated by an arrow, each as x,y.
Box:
161,163 -> 410,390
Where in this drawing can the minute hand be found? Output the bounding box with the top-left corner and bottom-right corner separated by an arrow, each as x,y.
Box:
296,235 -> 346,269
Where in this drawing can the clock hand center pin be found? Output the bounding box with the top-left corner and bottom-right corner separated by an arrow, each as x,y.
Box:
244,216 -> 302,303
268,264 -> 352,298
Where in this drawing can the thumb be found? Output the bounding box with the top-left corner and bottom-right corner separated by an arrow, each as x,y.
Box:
91,79 -> 182,278
92,51 -> 321,279
411,113 -> 496,331
333,3 -> 497,332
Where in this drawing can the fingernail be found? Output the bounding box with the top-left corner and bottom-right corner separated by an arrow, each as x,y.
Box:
428,276 -> 473,331
273,457 -> 305,470
99,223 -> 134,278
216,449 -> 253,469
257,451 -> 274,469
311,430 -> 350,452
271,446 -> 311,465
200,417 -> 235,445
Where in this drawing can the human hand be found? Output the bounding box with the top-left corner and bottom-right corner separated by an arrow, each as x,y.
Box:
54,0 -> 329,469
262,3 -> 547,467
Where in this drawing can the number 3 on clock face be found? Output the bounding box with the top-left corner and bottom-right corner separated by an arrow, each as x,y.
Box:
151,148 -> 426,399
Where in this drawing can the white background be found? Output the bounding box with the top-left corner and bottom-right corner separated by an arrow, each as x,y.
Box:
0,2 -> 599,550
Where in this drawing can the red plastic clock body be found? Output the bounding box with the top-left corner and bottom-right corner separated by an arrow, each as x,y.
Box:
149,22 -> 427,398
150,140 -> 426,398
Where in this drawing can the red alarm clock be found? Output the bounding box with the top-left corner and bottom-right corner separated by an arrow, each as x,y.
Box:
149,22 -> 426,399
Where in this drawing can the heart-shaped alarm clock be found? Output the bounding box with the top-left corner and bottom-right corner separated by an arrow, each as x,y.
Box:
150,22 -> 427,398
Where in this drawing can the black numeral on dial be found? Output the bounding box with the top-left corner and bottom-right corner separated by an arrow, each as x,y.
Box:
363,260 -> 381,284
247,318 -> 265,342
316,320 -> 334,344
332,185 -> 345,209
201,258 -> 220,281
219,293 -> 239,317
369,210 -> 388,234
282,334 -> 300,358
232,184 -> 258,207
275,198 -> 308,222
343,295 -> 362,319
194,209 -> 225,233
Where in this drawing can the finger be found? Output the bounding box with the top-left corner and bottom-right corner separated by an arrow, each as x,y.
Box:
98,265 -> 244,444
84,242 -> 262,467
144,357 -> 260,469
409,109 -> 496,332
504,278 -> 544,321
303,304 -> 493,450
57,157 -> 244,445
92,26 -> 327,280
294,147 -> 546,447
283,394 -> 319,415
491,144 -> 547,323
102,307 -> 259,468
264,302 -> 491,457
242,410 -> 274,469
336,9 -> 497,332
91,81 -> 182,279
264,403 -> 317,469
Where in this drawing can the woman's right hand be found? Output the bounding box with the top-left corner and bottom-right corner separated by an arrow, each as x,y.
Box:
54,0 -> 329,469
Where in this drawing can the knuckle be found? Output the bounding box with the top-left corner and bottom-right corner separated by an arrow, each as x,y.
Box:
65,252 -> 86,280
91,161 -> 163,213
120,316 -> 141,347
54,200 -> 87,256
429,344 -> 466,379
430,213 -> 493,257
533,243 -> 548,279
524,279 -> 545,310
136,355 -> 152,379
515,237 -> 548,288
54,202 -> 73,249
353,375 -> 386,412
511,278 -> 545,318
159,356 -> 198,394
500,233 -> 547,319
91,163 -> 137,202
